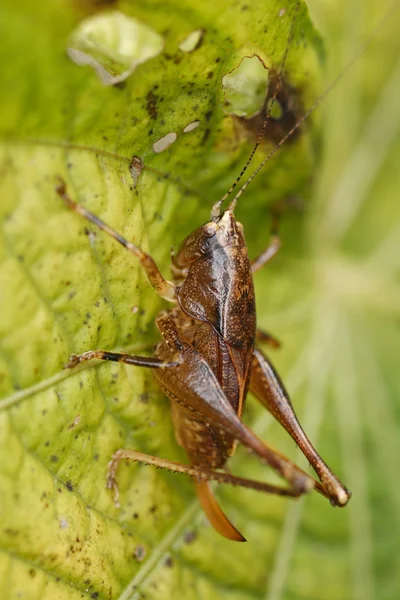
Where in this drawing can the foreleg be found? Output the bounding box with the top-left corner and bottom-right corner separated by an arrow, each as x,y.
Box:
56,178 -> 175,301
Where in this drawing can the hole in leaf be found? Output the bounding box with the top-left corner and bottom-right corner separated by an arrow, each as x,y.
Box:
223,56 -> 301,145
153,132 -> 177,153
67,11 -> 164,86
222,55 -> 269,118
183,120 -> 200,133
178,28 -> 205,53
238,70 -> 301,144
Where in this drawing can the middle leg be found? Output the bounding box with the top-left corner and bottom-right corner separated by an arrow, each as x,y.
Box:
65,349 -> 181,370
251,204 -> 281,273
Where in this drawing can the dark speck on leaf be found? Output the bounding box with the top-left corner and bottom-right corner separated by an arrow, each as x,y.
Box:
202,128 -> 211,143
146,90 -> 158,120
140,392 -> 150,404
184,530 -> 197,544
133,544 -> 147,562
50,455 -> 59,463
164,556 -> 174,568
66,480 -> 74,492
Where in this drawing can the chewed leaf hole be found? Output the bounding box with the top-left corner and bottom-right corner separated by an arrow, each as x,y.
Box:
224,57 -> 301,145
153,132 -> 177,153
178,28 -> 205,53
67,10 -> 164,86
183,120 -> 200,133
222,55 -> 269,118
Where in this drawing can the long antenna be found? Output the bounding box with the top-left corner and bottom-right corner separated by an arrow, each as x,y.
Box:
227,2 -> 399,213
210,2 -> 301,220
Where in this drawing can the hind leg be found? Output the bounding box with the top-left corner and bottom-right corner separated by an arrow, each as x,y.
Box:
250,348 -> 351,507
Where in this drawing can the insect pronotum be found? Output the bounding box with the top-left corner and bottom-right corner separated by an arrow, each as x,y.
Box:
56,3 -> 394,541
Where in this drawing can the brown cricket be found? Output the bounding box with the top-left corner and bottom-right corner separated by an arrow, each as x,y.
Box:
55,12 -> 353,542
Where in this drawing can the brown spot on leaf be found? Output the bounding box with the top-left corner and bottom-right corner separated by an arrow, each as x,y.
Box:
184,530 -> 197,544
164,556 -> 174,568
68,414 -> 81,430
133,544 -> 147,562
146,90 -> 158,120
130,156 -> 144,185
71,0 -> 117,16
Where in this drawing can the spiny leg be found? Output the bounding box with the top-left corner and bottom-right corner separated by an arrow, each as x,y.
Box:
56,178 -> 176,301
256,328 -> 281,349
65,350 -> 181,370
250,348 -> 351,506
251,205 -> 281,273
106,448 -> 302,507
155,311 -> 183,354
251,195 -> 306,273
251,235 -> 281,273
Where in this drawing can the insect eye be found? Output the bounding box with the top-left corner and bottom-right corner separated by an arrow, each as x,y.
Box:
202,222 -> 217,237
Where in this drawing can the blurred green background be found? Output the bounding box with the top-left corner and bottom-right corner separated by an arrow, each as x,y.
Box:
0,1 -> 399,599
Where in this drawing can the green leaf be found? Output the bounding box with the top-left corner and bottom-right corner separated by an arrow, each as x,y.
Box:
1,1 -> 399,599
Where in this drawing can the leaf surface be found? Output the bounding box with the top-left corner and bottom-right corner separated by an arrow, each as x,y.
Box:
0,1 -> 399,599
